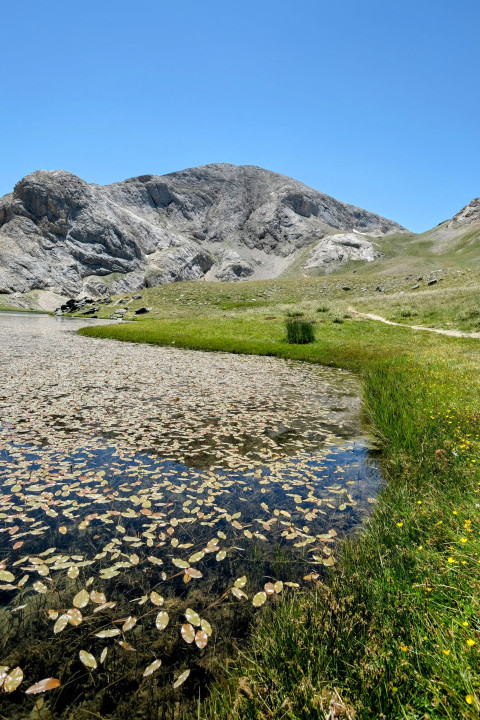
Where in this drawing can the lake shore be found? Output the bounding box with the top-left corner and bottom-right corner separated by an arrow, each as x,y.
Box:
78,276 -> 480,719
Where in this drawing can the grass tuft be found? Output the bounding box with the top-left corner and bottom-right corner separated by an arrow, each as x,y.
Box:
285,317 -> 315,344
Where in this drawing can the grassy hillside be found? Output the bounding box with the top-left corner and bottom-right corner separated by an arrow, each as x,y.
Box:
77,270 -> 480,720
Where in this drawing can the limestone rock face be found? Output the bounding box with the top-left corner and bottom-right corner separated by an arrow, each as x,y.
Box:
0,164 -> 407,297
445,198 -> 480,230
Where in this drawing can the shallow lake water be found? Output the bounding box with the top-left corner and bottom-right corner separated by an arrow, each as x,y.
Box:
0,312 -> 382,718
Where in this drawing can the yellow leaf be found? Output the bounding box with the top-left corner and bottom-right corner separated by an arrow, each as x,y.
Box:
231,587 -> 248,600
143,659 -> 162,677
122,616 -> 137,632
79,650 -> 97,669
73,589 -> 89,608
150,591 -> 164,606
200,618 -> 212,636
252,591 -> 267,607
155,611 -> 169,630
3,666 -> 23,692
185,608 -> 201,626
188,551 -> 205,564
53,614 -> 69,634
173,669 -> 190,689
172,558 -> 189,569
95,628 -> 121,638
66,608 -> 83,626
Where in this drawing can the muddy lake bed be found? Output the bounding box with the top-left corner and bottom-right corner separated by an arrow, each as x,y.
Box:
0,313 -> 382,718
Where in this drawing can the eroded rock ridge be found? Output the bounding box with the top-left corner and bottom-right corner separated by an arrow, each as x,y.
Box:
0,164 -> 407,297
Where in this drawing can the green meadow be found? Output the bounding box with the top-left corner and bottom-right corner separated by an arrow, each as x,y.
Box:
77,265 -> 480,719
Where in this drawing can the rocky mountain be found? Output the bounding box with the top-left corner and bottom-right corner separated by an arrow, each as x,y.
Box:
413,198 -> 480,256
0,163 -> 407,299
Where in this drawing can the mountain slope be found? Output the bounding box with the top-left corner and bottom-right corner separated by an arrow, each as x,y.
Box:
0,164 -> 406,298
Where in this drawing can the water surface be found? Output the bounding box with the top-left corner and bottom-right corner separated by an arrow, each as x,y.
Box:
0,312 -> 381,718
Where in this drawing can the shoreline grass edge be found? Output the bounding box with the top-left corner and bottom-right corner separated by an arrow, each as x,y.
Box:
78,315 -> 480,719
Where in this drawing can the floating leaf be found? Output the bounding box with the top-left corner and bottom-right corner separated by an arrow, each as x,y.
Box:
274,580 -> 283,593
73,589 -> 89,609
181,623 -> 195,643
148,556 -> 163,566
172,558 -> 189,569
3,667 -> 23,692
155,611 -> 169,630
94,601 -> 116,613
143,658 -> 162,677
100,568 -> 120,579
79,650 -> 97,669
33,581 -> 48,594
231,587 -> 248,600
284,582 -> 300,588
122,616 -> 137,632
200,618 -> 212,636
216,550 -> 227,562
234,576 -> 247,588
0,571 -> 15,582
264,582 -> 275,595
195,630 -> 208,649
150,591 -> 164,606
25,678 -> 60,694
118,640 -> 136,651
185,608 -> 201,626
185,567 -> 202,579
100,648 -> 108,664
188,551 -> 204,564
66,608 -> 83,626
323,556 -> 335,567
95,628 -> 121,638
90,590 -> 106,604
67,566 -> 79,579
173,669 -> 190,689
53,615 -> 69,634
252,591 -> 267,607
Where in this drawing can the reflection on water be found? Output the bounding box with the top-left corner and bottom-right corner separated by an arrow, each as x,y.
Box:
0,312 -> 382,718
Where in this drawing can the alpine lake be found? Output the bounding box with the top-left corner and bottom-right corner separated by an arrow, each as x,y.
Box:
0,312 -> 382,719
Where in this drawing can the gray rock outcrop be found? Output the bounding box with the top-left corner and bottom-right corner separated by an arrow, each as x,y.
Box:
0,164 -> 407,298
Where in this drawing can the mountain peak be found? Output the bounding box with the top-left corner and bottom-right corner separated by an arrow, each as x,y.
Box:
1,164 -> 406,297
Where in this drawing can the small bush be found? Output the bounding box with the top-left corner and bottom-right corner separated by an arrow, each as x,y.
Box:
316,306 -> 330,313
332,317 -> 344,324
285,318 -> 315,344
286,310 -> 304,318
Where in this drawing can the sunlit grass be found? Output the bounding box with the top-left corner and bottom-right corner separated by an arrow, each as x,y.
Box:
78,277 -> 480,719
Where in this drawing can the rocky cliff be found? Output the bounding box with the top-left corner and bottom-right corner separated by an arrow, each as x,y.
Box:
0,164 -> 407,298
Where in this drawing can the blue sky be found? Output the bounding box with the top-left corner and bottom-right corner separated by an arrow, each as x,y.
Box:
1,0 -> 478,232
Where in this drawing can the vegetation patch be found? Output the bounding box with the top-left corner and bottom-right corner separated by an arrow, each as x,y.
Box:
285,317 -> 315,344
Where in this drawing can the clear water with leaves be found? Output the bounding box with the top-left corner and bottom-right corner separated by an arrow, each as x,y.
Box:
0,313 -> 381,718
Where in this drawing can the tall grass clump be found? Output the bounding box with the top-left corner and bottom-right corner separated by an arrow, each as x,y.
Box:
285,317 -> 315,344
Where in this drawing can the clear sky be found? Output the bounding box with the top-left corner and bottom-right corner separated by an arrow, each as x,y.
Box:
1,0 -> 478,232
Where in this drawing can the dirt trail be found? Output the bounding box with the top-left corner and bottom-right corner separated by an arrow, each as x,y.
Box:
348,307 -> 480,339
